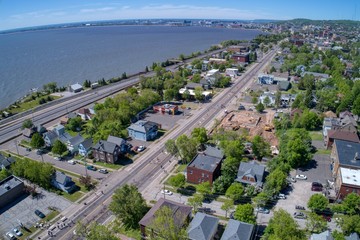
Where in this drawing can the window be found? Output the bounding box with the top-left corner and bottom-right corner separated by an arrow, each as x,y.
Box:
202,173 -> 205,177
189,170 -> 193,174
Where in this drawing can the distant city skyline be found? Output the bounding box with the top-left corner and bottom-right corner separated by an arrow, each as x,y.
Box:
1,0 -> 359,31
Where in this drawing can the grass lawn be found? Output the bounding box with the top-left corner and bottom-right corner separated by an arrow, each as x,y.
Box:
20,139 -> 31,147
175,164 -> 187,173
93,161 -> 122,170
44,210 -> 60,222
309,131 -> 323,141
112,222 -> 142,240
9,95 -> 61,114
66,129 -> 80,137
59,190 -> 84,202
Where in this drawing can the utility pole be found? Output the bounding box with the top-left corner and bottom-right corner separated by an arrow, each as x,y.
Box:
163,183 -> 166,199
14,140 -> 19,155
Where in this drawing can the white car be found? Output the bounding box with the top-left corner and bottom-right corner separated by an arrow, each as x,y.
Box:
67,160 -> 76,165
161,189 -> 173,195
137,146 -> 146,152
54,156 -> 62,161
295,174 -> 307,180
98,169 -> 108,174
6,232 -> 16,240
277,193 -> 286,200
13,227 -> 23,236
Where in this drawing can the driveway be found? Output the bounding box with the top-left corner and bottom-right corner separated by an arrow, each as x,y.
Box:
296,154 -> 332,185
142,110 -> 188,131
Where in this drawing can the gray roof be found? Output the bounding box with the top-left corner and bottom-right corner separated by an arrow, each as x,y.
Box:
43,130 -> 59,143
346,233 -> 360,240
186,82 -> 203,89
139,198 -> 192,228
334,140 -> 360,169
0,175 -> 23,197
107,135 -> 125,146
80,138 -> 93,150
310,230 -> 334,240
93,140 -> 118,153
278,81 -> 291,90
323,118 -> 340,128
302,71 -> 330,79
236,161 -> 265,186
188,154 -> 222,172
70,83 -> 83,91
220,219 -> 254,240
53,171 -> 71,185
128,120 -> 158,134
68,135 -> 84,146
188,212 -> 219,240
204,145 -> 224,159
0,156 -> 15,168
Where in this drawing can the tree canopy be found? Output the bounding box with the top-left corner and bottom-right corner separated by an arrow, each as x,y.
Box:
307,194 -> 329,212
30,133 -> 45,149
233,204 -> 256,224
225,182 -> 244,202
168,174 -> 186,189
52,140 -> 68,156
22,119 -> 33,129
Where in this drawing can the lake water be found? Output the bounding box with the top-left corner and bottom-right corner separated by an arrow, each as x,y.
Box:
0,25 -> 261,109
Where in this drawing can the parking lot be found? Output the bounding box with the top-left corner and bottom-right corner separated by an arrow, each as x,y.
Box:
142,108 -> 190,131
0,189 -> 71,237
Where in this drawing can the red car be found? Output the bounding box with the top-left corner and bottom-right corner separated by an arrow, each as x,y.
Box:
322,215 -> 332,222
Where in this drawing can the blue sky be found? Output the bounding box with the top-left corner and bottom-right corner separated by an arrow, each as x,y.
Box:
0,0 -> 359,30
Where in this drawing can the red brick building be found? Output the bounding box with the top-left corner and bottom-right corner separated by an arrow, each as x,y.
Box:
335,167 -> 360,199
231,53 -> 250,63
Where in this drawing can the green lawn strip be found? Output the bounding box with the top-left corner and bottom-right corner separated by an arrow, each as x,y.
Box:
316,149 -> 331,155
20,226 -> 37,240
176,164 -> 187,173
91,161 -> 122,170
44,210 -> 60,222
54,166 -> 83,179
66,129 -> 79,137
57,190 -> 84,202
113,222 -> 142,240
19,139 -> 31,148
9,95 -> 61,114
309,131 -> 323,141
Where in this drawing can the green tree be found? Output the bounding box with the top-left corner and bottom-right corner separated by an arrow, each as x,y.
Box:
52,140 -> 67,156
66,117 -> 82,131
22,119 -> 33,129
253,191 -> 271,207
86,222 -> 118,240
188,194 -> 203,212
221,199 -> 234,218
168,174 -> 186,189
306,212 -> 328,233
300,110 -> 321,130
127,87 -> 138,95
225,182 -> 244,202
275,90 -> 282,108
252,135 -> 270,160
43,82 -> 57,93
191,127 -> 208,148
165,139 -> 178,157
148,206 -> 187,240
0,168 -> 11,181
109,184 -> 148,229
30,133 -> 45,149
194,86 -> 204,102
233,204 -> 256,224
175,135 -> 197,164
308,194 -> 329,212
179,54 -> 185,61
264,168 -> 288,195
264,209 -> 306,240
339,215 -> 360,235
342,193 -> 360,215
332,230 -> 346,240
121,72 -> 127,79
256,102 -> 265,112
192,73 -> 201,83
220,140 -> 244,160
196,181 -> 212,199
145,66 -> 149,72
182,90 -> 191,100
263,96 -> 271,107
352,95 -> 360,116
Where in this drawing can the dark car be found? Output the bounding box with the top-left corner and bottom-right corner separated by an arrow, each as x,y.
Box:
311,186 -> 323,191
238,105 -> 246,110
312,182 -> 323,187
198,207 -> 215,214
86,165 -> 97,171
35,209 -> 45,218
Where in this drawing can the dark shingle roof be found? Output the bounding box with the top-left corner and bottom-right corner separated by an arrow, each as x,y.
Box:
334,140 -> 360,169
0,156 -> 15,169
328,130 -> 360,143
139,198 -> 192,228
80,138 -> 93,150
128,120 -> 158,134
93,140 -> 118,153
68,135 -> 84,146
220,219 -> 254,240
204,145 -> 224,159
236,161 -> 265,186
188,154 -> 222,172
187,212 -> 219,240
107,135 -> 125,146
53,171 -> 71,185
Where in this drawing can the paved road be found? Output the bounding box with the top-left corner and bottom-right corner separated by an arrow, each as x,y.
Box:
32,48 -> 278,240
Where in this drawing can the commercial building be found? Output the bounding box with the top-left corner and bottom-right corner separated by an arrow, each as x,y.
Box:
0,175 -> 24,208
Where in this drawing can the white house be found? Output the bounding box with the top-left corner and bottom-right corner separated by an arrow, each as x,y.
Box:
225,68 -> 239,77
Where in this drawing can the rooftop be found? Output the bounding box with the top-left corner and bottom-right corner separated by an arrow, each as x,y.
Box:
340,168 -> 360,187
187,212 -> 219,240
188,154 -> 222,172
0,175 -> 24,197
327,130 -> 360,143
334,140 -> 360,169
220,219 -> 254,240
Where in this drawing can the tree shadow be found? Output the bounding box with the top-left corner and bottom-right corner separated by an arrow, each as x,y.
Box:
177,186 -> 195,196
298,159 -> 318,172
118,155 -> 134,166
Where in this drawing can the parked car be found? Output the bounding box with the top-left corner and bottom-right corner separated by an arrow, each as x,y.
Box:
312,182 -> 323,187
86,165 -> 97,171
288,177 -> 297,183
36,149 -> 43,155
6,232 -> 16,240
98,169 -> 108,174
26,148 -> 31,152
137,145 -> 146,152
67,160 -> 76,165
255,207 -> 270,214
54,156 -> 62,161
295,174 -> 307,180
161,189 -> 173,195
13,228 -> 22,236
311,186 -> 323,191
238,105 -> 245,110
198,207 -> 215,214
35,209 -> 45,218
277,193 -> 286,200
293,212 -> 307,219
322,214 -> 332,222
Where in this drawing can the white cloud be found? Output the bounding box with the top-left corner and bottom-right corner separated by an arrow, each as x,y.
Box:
80,7 -> 116,13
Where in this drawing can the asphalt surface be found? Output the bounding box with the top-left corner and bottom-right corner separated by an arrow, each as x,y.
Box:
31,48 -> 279,240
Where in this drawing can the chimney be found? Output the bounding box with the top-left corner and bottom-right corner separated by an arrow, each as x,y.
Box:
355,152 -> 360,160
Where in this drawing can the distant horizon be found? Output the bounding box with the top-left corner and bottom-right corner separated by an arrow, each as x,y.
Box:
1,0 -> 359,31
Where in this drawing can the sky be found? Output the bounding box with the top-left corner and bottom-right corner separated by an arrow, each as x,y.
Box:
0,0 -> 359,31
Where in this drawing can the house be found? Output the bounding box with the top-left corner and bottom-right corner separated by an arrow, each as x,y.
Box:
236,161 -> 265,187
139,198 -> 192,239
59,112 -> 78,125
280,94 -> 296,107
323,118 -> 340,138
107,135 -> 128,154
43,125 -> 75,148
331,140 -> 360,176
225,68 -> 239,77
69,83 -> 83,93
326,130 -> 360,149
51,171 -> 76,193
187,212 -> 219,240
22,128 -> 34,138
0,175 -> 24,208
258,74 -> 274,85
202,60 -> 209,71
185,82 -> 204,90
187,145 -> 224,185
302,72 -> 330,82
0,153 -> 15,169
277,81 -> 291,91
259,92 -> 275,106
153,104 -> 179,115
78,138 -> 93,156
127,120 -> 159,141
199,79 -> 212,90
66,134 -> 84,154
339,111 -> 359,122
77,108 -> 92,121
205,69 -> 222,85
310,230 -> 334,240
220,219 -> 255,240
92,140 -> 120,164
231,53 -> 250,63
43,130 -> 59,147
335,168 -> 360,199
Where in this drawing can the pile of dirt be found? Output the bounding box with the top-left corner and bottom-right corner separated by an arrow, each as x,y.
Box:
219,110 -> 279,146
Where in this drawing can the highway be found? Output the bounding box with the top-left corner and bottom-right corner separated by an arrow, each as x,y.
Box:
35,48 -> 277,240
0,49 -> 224,145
